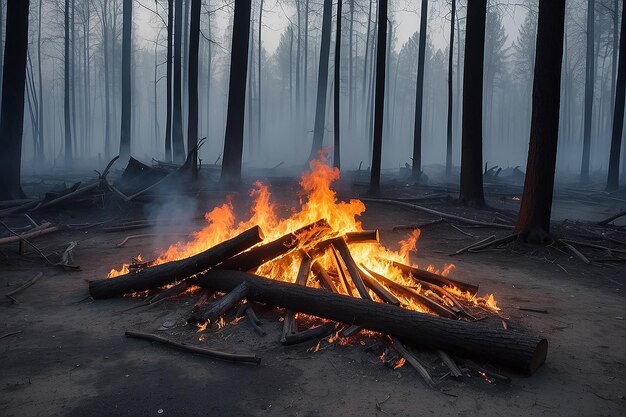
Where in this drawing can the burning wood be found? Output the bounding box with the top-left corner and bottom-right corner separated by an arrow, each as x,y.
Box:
89,226 -> 264,299
95,158 -> 548,377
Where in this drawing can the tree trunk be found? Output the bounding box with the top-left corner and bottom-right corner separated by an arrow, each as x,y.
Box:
308,0 -> 333,160
362,0 -> 373,115
581,0 -> 595,181
0,0 -> 29,200
369,0 -> 387,192
334,0 -> 343,169
64,0 -> 72,166
412,0 -> 428,178
206,8 -> 212,141
459,0 -> 487,206
165,0 -> 173,161
103,3 -> 111,159
446,0 -> 456,178
172,0 -> 185,163
515,0 -> 566,239
303,0 -> 309,124
348,0 -> 354,130
37,0 -> 44,164
191,269 -> 548,375
119,0 -> 132,161
257,0 -> 264,150
220,0 -> 252,184
186,0 -> 200,178
607,0 -> 626,191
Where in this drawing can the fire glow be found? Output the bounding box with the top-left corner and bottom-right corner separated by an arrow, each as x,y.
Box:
109,155 -> 499,315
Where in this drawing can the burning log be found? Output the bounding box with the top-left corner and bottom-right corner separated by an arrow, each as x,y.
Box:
329,246 -> 353,296
191,270 -> 548,374
283,322 -> 337,346
331,238 -> 371,300
391,261 -> 479,296
361,267 -> 458,319
89,226 -> 264,299
282,253 -> 313,342
124,331 -> 261,364
217,219 -> 330,272
311,261 -> 339,293
358,267 -> 400,306
309,229 -> 380,258
188,282 -> 250,324
241,304 -> 266,337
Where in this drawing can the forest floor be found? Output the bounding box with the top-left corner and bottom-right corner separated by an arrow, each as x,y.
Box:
1,171 -> 625,417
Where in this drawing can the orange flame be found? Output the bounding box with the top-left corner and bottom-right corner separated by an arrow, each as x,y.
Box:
109,153 -> 499,315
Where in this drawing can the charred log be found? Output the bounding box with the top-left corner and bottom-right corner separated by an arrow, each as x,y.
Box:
190,270 -> 548,374
89,226 -> 264,299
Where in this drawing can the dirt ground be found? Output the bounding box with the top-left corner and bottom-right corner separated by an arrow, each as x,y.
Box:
1,178 -> 625,417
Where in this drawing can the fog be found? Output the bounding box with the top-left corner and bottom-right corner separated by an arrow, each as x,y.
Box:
8,0 -> 624,181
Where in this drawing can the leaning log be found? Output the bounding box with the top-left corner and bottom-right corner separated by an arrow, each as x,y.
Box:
391,261 -> 479,295
190,270 -> 548,374
89,226 -> 264,299
188,282 -> 250,324
217,219 -> 330,272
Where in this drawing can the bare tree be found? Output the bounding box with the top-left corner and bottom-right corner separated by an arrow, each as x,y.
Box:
581,0 -> 595,181
334,0 -> 343,169
516,0 -> 566,240
308,0 -> 333,160
119,0 -> 132,161
221,0 -> 252,184
412,0 -> 428,179
172,0 -> 185,163
606,0 -> 625,190
446,0 -> 456,178
187,0 -> 200,177
370,0 -> 387,192
0,0 -> 29,200
459,0 -> 487,206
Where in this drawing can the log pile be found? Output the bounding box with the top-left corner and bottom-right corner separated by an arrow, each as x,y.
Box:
90,221 -> 549,380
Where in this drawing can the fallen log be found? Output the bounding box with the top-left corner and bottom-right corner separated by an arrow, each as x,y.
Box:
218,219 -> 330,272
391,261 -> 479,296
390,336 -> 434,386
360,198 -> 515,230
5,272 -> 44,303
345,230 -> 380,244
597,210 -> 626,225
188,282 -> 250,324
89,226 -> 264,299
124,331 -> 261,364
0,225 -> 60,246
190,270 -> 547,374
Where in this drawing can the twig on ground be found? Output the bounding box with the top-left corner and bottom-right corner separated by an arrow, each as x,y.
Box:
124,331 -> 261,364
5,272 -> 43,303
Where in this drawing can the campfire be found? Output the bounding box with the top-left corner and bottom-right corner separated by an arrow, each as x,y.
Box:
89,156 -> 548,381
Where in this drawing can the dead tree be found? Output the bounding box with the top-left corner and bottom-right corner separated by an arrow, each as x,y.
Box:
165,0 -> 173,161
412,0 -> 428,179
459,0 -> 487,206
515,0 -> 566,240
172,0 -> 185,163
187,0 -> 200,177
581,0 -> 595,182
64,0 -> 72,166
334,0 -> 343,169
446,0 -> 456,178
606,0 -> 625,191
0,0 -> 29,200
369,0 -> 388,193
220,0 -> 252,184
119,0 -> 132,161
308,0 -> 333,161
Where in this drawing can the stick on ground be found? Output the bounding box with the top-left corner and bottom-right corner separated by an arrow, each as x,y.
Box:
5,272 -> 43,303
124,331 -> 261,364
